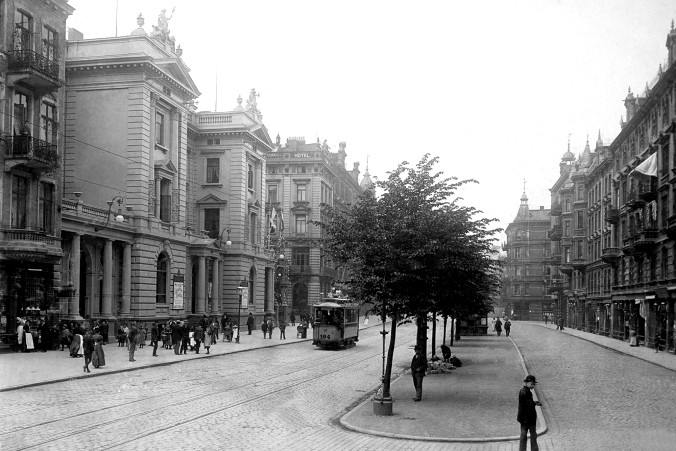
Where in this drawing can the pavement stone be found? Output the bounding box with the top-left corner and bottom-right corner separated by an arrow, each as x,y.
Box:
2,318 -> 674,446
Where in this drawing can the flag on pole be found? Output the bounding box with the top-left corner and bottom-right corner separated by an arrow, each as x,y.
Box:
279,209 -> 284,232
630,153 -> 657,177
269,209 -> 277,234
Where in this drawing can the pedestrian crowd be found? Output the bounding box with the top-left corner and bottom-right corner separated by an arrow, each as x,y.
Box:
11,313 -> 312,372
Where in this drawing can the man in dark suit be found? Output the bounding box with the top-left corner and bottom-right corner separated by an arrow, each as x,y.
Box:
171,321 -> 182,355
518,375 -> 542,451
150,322 -> 159,356
410,345 -> 427,402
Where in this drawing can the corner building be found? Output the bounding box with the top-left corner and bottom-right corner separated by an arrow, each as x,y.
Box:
502,192 -> 551,321
266,138 -> 367,319
0,0 -> 74,340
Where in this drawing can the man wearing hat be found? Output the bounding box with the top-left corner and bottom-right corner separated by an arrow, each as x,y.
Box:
410,345 -> 427,402
518,375 -> 542,451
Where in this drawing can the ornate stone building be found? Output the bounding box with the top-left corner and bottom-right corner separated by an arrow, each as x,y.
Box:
0,0 -> 74,340
502,191 -> 551,321
266,138 -> 366,319
544,22 -> 676,351
186,90 -> 275,325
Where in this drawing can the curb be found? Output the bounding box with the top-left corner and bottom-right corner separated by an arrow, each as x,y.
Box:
0,338 -> 312,393
338,336 -> 542,443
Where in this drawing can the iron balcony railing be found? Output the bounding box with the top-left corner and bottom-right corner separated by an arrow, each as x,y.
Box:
3,135 -> 59,168
7,49 -> 60,80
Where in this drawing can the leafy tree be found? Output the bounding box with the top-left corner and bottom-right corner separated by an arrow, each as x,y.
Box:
317,155 -> 501,400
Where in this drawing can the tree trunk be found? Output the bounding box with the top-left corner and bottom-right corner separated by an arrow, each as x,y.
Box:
443,315 -> 448,345
382,312 -> 397,399
416,314 -> 428,352
450,315 -> 455,346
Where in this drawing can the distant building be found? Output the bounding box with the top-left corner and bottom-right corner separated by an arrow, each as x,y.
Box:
502,192 -> 551,321
266,138 -> 364,319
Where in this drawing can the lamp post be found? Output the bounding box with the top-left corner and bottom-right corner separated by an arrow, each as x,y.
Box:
95,195 -> 126,232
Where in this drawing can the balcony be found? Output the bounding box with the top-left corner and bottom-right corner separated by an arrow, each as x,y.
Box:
548,224 -> 562,241
0,229 -> 62,263
600,247 -> 622,265
625,189 -> 645,210
605,207 -> 619,225
550,202 -> 562,216
633,228 -> 658,253
7,49 -> 61,92
287,264 -> 311,274
560,264 -> 573,275
3,136 -> 59,171
573,228 -> 586,238
572,258 -> 587,271
638,181 -> 657,202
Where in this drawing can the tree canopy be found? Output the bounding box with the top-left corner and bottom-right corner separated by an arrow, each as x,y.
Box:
316,154 -> 502,399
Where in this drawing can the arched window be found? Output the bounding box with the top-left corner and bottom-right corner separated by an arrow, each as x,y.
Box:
156,253 -> 168,303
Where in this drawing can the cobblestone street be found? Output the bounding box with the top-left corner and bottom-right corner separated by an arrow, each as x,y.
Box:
1,322 -> 675,450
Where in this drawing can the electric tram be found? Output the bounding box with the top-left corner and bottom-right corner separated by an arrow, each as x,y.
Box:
312,295 -> 360,349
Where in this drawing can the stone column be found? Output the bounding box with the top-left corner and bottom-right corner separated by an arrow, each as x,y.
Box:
211,258 -> 220,314
121,242 -> 132,315
69,233 -> 81,318
102,239 -> 113,317
171,107 -> 179,166
196,256 -> 206,314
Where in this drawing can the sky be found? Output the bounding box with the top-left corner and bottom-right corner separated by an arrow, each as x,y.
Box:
66,0 -> 675,242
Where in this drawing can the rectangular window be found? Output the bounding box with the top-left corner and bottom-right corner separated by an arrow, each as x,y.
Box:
204,208 -> 220,239
11,175 -> 28,228
42,26 -> 58,62
41,102 -> 57,145
296,214 -> 307,234
206,158 -> 219,183
268,184 -> 278,203
39,182 -> 54,234
293,248 -> 310,271
14,10 -> 32,51
564,221 -> 571,237
297,184 -> 306,202
13,92 -> 29,135
155,112 -> 165,146
247,163 -> 254,190
160,179 -> 171,222
576,211 -> 584,229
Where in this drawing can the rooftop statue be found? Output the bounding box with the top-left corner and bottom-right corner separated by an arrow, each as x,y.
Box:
151,7 -> 175,41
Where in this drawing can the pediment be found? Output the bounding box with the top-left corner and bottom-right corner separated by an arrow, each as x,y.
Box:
251,125 -> 274,148
154,160 -> 177,178
197,194 -> 227,206
154,58 -> 201,98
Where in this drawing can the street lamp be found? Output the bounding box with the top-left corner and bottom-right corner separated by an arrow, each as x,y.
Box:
217,227 -> 232,248
95,195 -> 125,231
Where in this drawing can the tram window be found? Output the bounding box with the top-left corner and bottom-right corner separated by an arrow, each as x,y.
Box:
345,309 -> 357,323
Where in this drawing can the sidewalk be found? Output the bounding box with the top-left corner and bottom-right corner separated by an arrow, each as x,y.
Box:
340,333 -> 545,442
537,322 -> 676,372
0,325 -> 316,392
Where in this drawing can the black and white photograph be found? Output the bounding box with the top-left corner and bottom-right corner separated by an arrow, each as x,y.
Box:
1,1 -> 676,450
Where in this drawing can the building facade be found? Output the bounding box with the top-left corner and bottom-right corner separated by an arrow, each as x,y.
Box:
186,91 -> 275,325
542,22 -> 676,352
502,192 -> 551,321
0,0 -> 74,340
266,138 -> 365,319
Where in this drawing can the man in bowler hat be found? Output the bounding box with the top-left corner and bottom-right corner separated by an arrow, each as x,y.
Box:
410,345 -> 427,402
518,374 -> 542,451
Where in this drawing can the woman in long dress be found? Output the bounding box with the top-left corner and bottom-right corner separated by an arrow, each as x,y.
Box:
92,328 -> 106,368
69,331 -> 83,357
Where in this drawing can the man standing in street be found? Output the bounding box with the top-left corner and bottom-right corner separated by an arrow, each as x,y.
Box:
247,313 -> 255,335
504,319 -> 512,337
128,324 -> 139,362
150,322 -> 159,357
410,345 -> 427,402
171,321 -> 182,355
518,374 -> 542,451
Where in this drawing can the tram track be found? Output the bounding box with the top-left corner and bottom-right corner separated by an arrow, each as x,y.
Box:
3,331 -> 416,450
